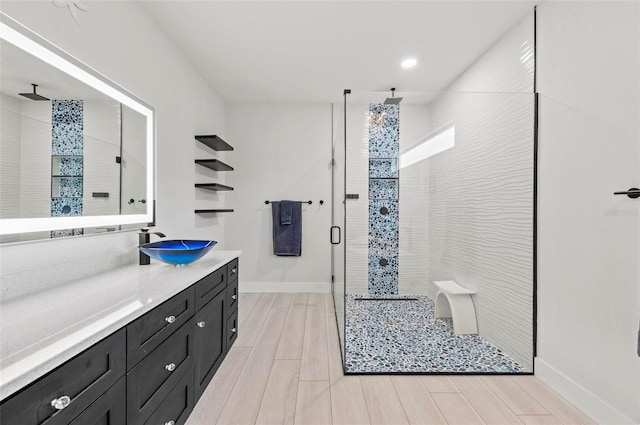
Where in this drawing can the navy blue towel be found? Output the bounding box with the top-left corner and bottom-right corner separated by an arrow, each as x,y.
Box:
272,201 -> 302,256
280,200 -> 293,225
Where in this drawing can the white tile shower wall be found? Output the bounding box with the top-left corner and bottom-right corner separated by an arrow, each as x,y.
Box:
0,2 -> 225,284
82,101 -> 121,217
9,100 -> 53,242
18,100 -> 52,228
0,94 -> 22,226
423,92 -> 534,370
398,105 -> 431,296
224,104 -> 331,291
420,14 -> 535,370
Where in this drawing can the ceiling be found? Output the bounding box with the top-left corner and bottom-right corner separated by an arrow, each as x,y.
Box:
141,1 -> 536,103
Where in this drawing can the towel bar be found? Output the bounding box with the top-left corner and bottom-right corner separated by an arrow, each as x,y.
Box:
265,200 -> 315,205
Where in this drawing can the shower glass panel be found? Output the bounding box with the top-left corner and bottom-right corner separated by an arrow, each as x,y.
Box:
331,102 -> 346,362
330,9 -> 536,374
337,89 -> 535,374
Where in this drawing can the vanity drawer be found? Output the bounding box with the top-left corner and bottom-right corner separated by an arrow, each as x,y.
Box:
69,377 -> 126,425
143,366 -> 194,425
0,329 -> 126,425
127,286 -> 194,369
227,258 -> 239,283
195,266 -> 226,311
127,318 -> 194,425
226,278 -> 238,313
226,309 -> 238,349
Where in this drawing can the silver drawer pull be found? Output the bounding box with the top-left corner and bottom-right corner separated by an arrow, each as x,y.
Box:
51,395 -> 71,410
231,267 -> 237,274
230,327 -> 237,333
231,294 -> 238,300
165,421 -> 175,425
165,363 -> 176,372
165,315 -> 176,324
197,321 -> 206,328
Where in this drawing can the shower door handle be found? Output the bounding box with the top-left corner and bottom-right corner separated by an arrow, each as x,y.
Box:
330,226 -> 341,245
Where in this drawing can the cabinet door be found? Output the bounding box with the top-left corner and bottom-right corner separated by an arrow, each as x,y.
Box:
127,319 -> 194,425
69,378 -> 126,425
143,367 -> 194,425
127,287 -> 195,369
0,329 -> 126,425
194,289 -> 226,402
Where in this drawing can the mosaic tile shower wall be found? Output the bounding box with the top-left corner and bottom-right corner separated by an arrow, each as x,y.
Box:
51,100 -> 83,236
368,104 -> 399,295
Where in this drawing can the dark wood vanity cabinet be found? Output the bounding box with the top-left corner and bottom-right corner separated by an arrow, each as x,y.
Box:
0,329 -> 126,425
193,257 -> 239,401
0,257 -> 239,425
226,258 -> 239,349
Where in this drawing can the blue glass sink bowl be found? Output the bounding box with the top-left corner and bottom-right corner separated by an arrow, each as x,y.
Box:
139,240 -> 217,266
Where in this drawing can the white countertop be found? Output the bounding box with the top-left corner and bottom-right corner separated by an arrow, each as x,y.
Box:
0,250 -> 241,401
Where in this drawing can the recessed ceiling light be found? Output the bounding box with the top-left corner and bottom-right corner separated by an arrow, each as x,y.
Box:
401,58 -> 417,69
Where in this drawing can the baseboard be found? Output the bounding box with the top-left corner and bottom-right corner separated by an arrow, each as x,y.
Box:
535,358 -> 637,425
239,281 -> 331,293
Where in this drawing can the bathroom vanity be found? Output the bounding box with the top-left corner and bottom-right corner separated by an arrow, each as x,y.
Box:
0,251 -> 240,425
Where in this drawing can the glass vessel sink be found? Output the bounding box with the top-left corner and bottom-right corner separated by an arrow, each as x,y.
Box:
139,239 -> 217,266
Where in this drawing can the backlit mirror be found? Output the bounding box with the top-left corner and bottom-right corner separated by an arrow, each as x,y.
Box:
0,13 -> 155,242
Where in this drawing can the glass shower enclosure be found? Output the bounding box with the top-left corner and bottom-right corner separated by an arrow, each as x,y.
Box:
330,9 -> 537,374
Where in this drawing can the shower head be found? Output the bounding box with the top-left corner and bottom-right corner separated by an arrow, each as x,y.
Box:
383,87 -> 402,105
19,84 -> 50,101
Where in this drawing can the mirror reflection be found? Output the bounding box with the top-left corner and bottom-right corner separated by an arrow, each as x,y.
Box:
0,17 -> 153,243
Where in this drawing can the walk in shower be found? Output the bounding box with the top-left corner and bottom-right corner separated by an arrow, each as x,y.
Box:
331,12 -> 536,374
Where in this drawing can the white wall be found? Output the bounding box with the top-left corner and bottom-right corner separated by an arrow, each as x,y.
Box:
225,103 -> 332,292
0,2 -> 226,291
537,2 -> 640,424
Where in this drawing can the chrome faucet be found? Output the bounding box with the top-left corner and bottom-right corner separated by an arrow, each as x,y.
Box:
139,229 -> 166,265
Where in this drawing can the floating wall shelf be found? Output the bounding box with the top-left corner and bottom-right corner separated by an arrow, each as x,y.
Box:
195,135 -> 234,151
195,183 -> 234,191
194,133 -> 234,214
195,209 -> 234,214
195,159 -> 234,172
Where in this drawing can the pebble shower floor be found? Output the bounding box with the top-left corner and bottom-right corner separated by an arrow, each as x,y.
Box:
344,294 -> 526,373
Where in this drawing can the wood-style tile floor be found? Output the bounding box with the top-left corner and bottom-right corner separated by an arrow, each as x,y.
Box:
186,293 -> 596,425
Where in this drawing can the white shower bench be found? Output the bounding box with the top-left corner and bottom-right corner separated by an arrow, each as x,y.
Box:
434,280 -> 478,335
